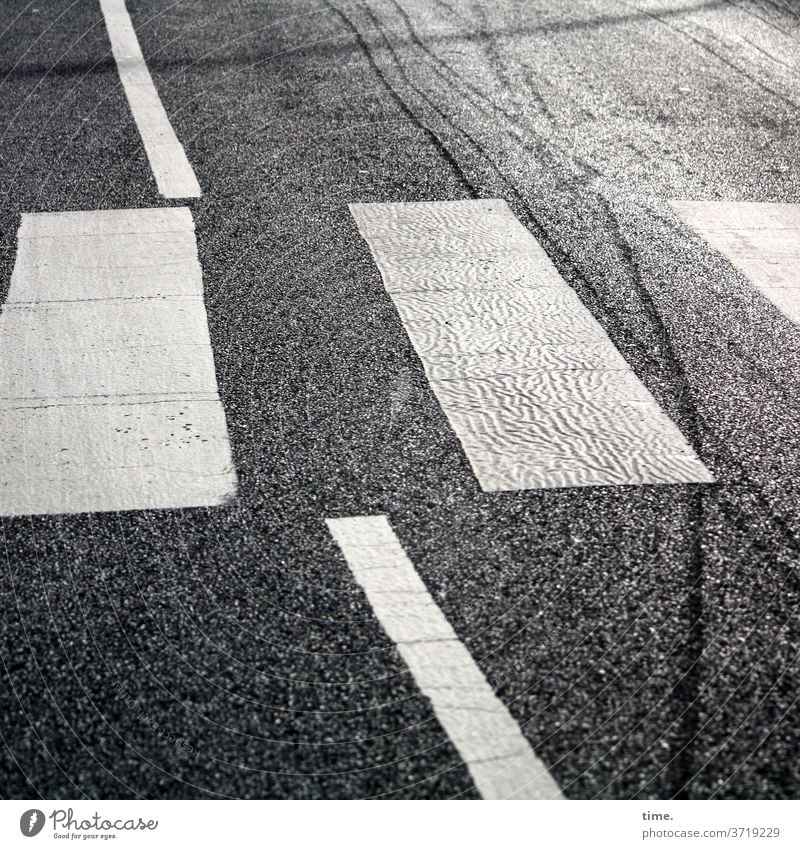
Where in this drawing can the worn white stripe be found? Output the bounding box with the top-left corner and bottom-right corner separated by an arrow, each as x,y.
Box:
350,199 -> 712,491
671,200 -> 800,326
0,207 -> 236,516
326,515 -> 564,800
99,0 -> 201,198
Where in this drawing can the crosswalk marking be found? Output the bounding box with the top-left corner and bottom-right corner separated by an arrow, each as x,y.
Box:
99,0 -> 201,198
671,200 -> 800,326
350,199 -> 713,490
326,515 -> 564,800
0,207 -> 236,517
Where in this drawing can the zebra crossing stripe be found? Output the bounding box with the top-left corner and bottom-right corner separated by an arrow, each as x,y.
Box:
0,207 -> 236,517
349,199 -> 713,491
671,200 -> 800,326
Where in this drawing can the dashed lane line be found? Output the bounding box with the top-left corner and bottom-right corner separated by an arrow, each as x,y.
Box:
0,207 -> 236,516
99,0 -> 201,198
350,199 -> 713,491
671,200 -> 800,326
326,514 -> 564,800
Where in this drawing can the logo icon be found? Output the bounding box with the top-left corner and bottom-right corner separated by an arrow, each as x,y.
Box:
20,810 -> 45,837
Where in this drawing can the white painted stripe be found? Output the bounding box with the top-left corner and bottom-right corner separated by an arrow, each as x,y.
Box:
671,201 -> 800,326
350,199 -> 712,491
0,207 -> 236,516
99,0 -> 201,198
326,515 -> 564,800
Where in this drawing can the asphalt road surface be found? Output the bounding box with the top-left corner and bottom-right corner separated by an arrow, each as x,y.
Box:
1,0 -> 800,799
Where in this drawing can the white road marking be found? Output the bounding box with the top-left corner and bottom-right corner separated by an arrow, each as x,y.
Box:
99,0 -> 201,198
0,207 -> 236,516
671,200 -> 800,326
326,514 -> 564,800
350,199 -> 712,491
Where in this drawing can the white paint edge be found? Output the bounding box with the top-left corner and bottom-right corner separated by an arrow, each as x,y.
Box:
326,514 -> 564,800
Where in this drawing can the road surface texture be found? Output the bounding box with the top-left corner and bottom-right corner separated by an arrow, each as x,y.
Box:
1,0 -> 799,799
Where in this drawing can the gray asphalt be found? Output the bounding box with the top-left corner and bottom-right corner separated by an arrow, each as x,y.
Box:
1,0 -> 800,799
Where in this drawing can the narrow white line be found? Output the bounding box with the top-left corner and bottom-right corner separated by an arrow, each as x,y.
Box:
0,207 -> 236,516
350,199 -> 713,491
99,0 -> 201,198
326,514 -> 564,800
670,200 -> 800,326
